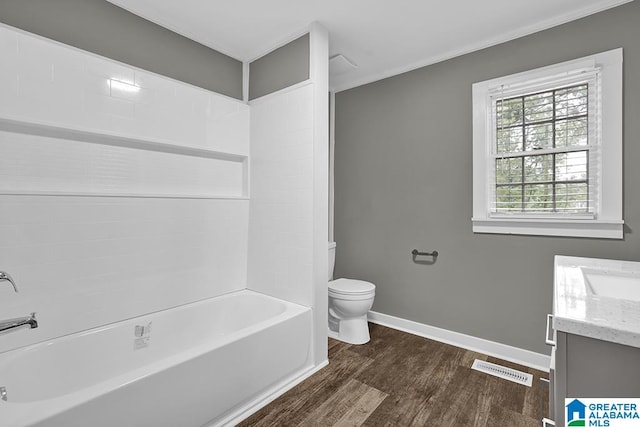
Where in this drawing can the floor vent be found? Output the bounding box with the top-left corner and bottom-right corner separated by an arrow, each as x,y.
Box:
471,359 -> 533,387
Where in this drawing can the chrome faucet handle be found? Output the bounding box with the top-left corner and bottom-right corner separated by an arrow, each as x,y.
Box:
28,312 -> 38,329
0,271 -> 18,292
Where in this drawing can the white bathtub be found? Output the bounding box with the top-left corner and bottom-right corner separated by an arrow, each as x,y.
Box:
0,290 -> 313,427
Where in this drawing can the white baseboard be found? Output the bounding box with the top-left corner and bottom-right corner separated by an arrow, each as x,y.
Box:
368,311 -> 550,372
213,360 -> 330,426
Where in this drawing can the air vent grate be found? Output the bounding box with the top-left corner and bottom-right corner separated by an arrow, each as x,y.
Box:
471,359 -> 533,387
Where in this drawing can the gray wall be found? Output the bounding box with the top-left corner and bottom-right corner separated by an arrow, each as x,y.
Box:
249,33 -> 309,100
0,0 -> 243,99
334,1 -> 640,355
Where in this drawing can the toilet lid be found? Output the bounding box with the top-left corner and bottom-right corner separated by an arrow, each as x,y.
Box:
329,278 -> 375,295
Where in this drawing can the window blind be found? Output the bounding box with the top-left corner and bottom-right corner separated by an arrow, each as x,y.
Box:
489,74 -> 599,217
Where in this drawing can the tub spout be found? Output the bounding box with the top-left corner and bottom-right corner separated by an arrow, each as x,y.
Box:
0,312 -> 38,336
0,271 -> 18,292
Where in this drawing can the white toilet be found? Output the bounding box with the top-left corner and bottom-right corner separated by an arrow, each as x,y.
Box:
328,242 -> 376,345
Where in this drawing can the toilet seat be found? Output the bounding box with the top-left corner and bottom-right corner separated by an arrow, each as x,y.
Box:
328,243 -> 376,345
329,278 -> 375,299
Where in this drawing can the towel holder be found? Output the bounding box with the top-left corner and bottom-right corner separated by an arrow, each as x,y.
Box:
411,249 -> 438,258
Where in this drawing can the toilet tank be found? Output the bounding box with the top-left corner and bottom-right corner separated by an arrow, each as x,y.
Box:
328,242 -> 336,280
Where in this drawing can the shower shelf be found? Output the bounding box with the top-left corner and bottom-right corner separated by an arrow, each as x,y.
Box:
0,190 -> 250,200
0,115 -> 249,200
0,115 -> 247,162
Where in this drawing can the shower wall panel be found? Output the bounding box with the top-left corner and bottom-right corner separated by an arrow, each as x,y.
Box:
247,83 -> 315,306
0,24 -> 249,354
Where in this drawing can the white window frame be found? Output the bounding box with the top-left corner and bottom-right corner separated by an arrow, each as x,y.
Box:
472,49 -> 623,239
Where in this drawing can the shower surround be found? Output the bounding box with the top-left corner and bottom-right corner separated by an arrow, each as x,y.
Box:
0,22 -> 328,425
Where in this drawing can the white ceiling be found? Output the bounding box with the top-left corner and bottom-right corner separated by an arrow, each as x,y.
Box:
107,0 -> 632,92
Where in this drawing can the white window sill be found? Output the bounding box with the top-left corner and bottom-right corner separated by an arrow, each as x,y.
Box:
472,218 -> 624,239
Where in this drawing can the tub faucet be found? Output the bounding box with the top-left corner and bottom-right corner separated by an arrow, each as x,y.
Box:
0,271 -> 18,292
0,271 -> 38,336
0,312 -> 38,336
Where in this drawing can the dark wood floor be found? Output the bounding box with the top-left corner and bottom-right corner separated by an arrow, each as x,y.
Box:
239,323 -> 548,427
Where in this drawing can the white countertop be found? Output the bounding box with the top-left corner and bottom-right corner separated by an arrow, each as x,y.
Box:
554,255 -> 640,348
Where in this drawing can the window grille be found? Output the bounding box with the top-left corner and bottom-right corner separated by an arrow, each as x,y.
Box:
471,48 -> 623,238
491,83 -> 595,216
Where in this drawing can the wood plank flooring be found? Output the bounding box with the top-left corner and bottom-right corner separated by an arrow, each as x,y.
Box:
238,323 -> 549,426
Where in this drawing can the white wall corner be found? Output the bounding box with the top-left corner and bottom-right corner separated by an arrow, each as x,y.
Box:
308,22 -> 329,84
329,91 -> 336,243
242,60 -> 250,103
309,21 -> 330,367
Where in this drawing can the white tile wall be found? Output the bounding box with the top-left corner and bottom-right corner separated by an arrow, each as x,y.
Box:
0,24 -> 250,156
247,84 -> 315,306
0,131 -> 246,197
0,25 -> 250,352
0,196 -> 249,353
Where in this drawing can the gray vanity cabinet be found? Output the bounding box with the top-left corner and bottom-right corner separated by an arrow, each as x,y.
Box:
549,329 -> 640,426
549,256 -> 640,426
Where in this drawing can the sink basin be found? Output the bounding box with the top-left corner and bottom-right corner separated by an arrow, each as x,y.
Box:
582,268 -> 640,302
554,255 -> 640,349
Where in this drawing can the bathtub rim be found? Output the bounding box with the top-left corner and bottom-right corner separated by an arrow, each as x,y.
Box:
0,289 -> 312,426
0,288 -> 298,358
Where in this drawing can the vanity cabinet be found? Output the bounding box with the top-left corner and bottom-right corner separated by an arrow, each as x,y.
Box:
549,328 -> 640,426
547,255 -> 640,427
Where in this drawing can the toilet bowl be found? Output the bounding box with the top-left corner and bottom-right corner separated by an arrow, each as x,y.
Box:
328,242 -> 375,345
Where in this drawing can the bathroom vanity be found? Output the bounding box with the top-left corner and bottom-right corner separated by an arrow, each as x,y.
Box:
546,256 -> 640,426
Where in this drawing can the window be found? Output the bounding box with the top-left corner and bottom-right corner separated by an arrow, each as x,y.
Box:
472,49 -> 623,238
495,83 -> 590,215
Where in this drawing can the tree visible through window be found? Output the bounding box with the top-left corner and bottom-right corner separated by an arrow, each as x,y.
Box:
494,84 -> 591,214
472,49 -> 623,238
